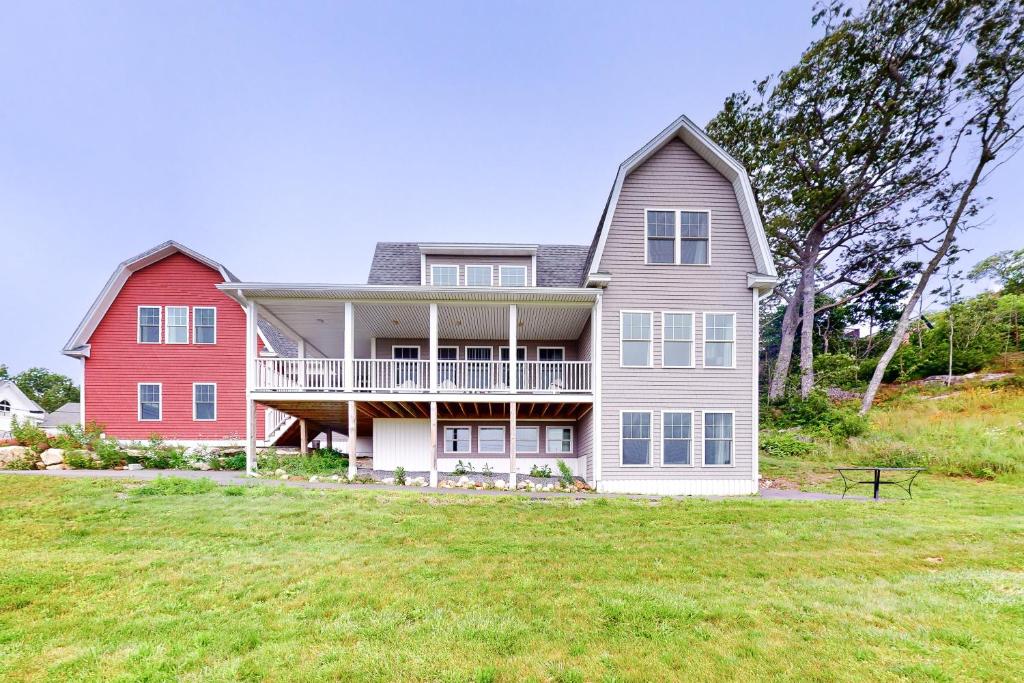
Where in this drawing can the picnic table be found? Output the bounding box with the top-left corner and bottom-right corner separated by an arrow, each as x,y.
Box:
834,467 -> 925,500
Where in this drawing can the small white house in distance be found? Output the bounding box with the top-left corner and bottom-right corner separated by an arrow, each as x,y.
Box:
40,402 -> 82,435
0,380 -> 46,435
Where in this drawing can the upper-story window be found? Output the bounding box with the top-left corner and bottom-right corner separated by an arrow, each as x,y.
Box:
165,306 -> 189,344
466,265 -> 492,287
499,266 -> 527,287
662,312 -> 695,367
620,311 -> 652,367
194,307 -> 216,344
645,210 -> 710,265
0,400 -> 10,415
704,313 -> 736,368
431,265 -> 459,286
138,306 -> 161,343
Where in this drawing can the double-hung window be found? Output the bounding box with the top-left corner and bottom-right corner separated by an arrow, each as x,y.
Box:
704,313 -> 735,368
662,312 -> 694,367
646,210 -> 676,264
194,383 -> 216,421
515,426 -> 539,453
645,210 -> 710,265
679,211 -> 710,264
704,412 -> 733,465
545,426 -> 573,454
478,426 -> 505,454
138,306 -> 161,343
662,412 -> 693,465
499,266 -> 527,287
138,384 -> 161,421
431,265 -> 459,287
621,412 -> 651,465
444,426 -> 471,453
193,307 -> 216,344
466,265 -> 492,287
165,306 -> 189,344
620,312 -> 652,367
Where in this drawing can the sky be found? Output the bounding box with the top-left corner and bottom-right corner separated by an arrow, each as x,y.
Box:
2,0 -> 1021,378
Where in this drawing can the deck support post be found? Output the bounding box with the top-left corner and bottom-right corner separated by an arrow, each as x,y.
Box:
429,400 -> 438,487
326,430 -> 333,451
429,303 -> 438,392
246,399 -> 257,474
347,400 -> 358,479
509,401 -> 517,488
245,298 -> 258,475
299,418 -> 308,455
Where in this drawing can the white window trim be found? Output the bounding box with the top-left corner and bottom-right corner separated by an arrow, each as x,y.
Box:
0,400 -> 11,414
701,409 -> 736,468
465,264 -> 494,287
536,346 -> 566,361
703,312 -> 737,369
477,425 -> 506,454
192,382 -> 217,421
430,264 -> 460,287
498,345 -> 526,359
164,305 -> 189,345
660,410 -> 695,468
138,382 -> 162,421
443,425 -> 472,454
661,311 -> 696,368
391,345 -> 422,359
514,425 -> 540,453
192,306 -> 217,345
464,345 -> 493,360
619,310 -> 654,368
437,345 -> 459,359
499,265 -> 528,287
642,208 -> 712,266
618,409 -> 653,467
545,425 -> 574,454
137,305 -> 161,344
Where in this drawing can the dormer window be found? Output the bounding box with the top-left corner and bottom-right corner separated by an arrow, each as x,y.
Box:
431,265 -> 459,286
645,210 -> 710,265
466,265 -> 492,287
499,266 -> 527,287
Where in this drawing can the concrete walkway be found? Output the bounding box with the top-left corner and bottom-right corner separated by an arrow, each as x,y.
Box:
1,469 -> 870,501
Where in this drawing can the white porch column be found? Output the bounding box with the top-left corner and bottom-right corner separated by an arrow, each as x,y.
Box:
429,303 -> 438,392
429,400 -> 438,487
347,400 -> 358,479
508,304 -> 518,393
509,401 -> 517,488
591,294 -> 603,488
245,298 -> 258,474
344,302 -> 354,392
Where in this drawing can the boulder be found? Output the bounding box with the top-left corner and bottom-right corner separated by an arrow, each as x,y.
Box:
0,445 -> 33,468
126,463 -> 143,471
39,449 -> 65,466
494,479 -> 506,489
274,468 -> 287,476
45,463 -> 64,470
195,461 -> 212,471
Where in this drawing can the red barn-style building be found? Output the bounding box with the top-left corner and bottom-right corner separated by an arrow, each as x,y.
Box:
63,242 -> 293,445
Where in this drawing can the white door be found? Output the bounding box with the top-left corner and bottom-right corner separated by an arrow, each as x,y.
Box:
372,418 -> 431,471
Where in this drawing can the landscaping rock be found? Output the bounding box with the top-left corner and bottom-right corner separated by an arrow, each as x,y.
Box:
274,468 -> 287,476
45,463 -> 64,470
126,463 -> 143,471
40,449 -> 65,466
309,475 -> 318,483
0,445 -> 32,468
195,462 -> 212,471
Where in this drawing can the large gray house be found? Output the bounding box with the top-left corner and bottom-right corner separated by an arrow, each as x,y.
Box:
223,115 -> 778,495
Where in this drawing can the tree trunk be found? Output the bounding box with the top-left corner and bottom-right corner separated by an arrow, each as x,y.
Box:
798,234 -> 824,398
768,283 -> 803,401
946,312 -> 954,386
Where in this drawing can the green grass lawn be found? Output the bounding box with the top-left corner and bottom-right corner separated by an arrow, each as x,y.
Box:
1,472 -> 1022,682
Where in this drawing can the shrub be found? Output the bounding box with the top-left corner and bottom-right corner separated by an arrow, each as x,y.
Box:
52,422 -> 106,451
529,464 -> 553,478
133,476 -> 217,496
138,435 -> 188,469
452,460 -> 474,476
763,391 -> 868,440
11,417 -> 50,452
1,449 -> 38,470
814,353 -> 863,389
212,452 -> 247,471
64,449 -> 100,469
258,448 -> 348,476
760,432 -> 815,458
394,466 -> 407,485
93,437 -> 127,468
556,459 -> 574,487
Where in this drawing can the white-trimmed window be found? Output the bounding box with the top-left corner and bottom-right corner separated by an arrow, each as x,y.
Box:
138,306 -> 161,343
662,312 -> 694,367
620,312 -> 652,367
165,306 -> 188,344
138,383 -> 161,421
431,265 -> 459,287
0,400 -> 10,415
680,211 -> 710,264
478,426 -> 505,453
193,383 -> 216,421
499,265 -> 527,287
620,412 -> 651,466
646,210 -> 676,264
704,412 -> 734,465
704,313 -> 735,368
545,426 -> 573,454
466,265 -> 493,287
193,307 -> 216,344
662,411 -> 693,466
444,426 -> 471,453
515,426 -> 539,453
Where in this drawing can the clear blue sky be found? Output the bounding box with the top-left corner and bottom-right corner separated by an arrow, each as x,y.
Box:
2,1 -> 1021,378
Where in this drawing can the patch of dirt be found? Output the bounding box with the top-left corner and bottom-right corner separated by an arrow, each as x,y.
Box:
760,470 -> 835,490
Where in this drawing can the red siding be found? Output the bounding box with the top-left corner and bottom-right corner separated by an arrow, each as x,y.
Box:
84,252 -> 264,441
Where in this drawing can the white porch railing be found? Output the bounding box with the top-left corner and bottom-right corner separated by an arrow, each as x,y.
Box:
264,407 -> 292,440
253,358 -> 591,394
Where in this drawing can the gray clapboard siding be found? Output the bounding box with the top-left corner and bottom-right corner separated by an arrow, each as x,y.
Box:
597,138 -> 756,482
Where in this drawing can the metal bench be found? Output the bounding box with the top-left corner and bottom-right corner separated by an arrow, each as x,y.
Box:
834,467 -> 925,499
